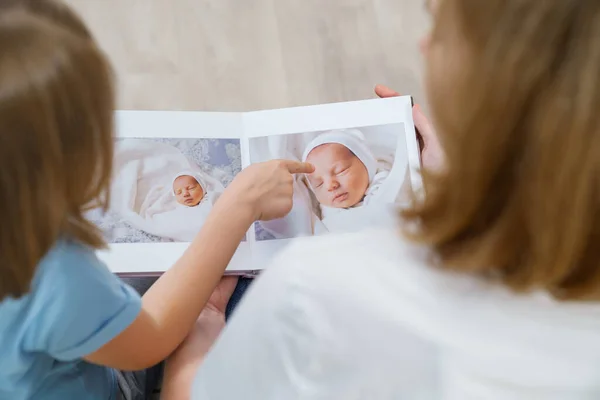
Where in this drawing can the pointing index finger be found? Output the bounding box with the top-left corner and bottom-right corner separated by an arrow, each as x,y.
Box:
282,160 -> 315,174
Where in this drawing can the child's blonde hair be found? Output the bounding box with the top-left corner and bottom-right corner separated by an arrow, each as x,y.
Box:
403,0 -> 600,300
0,3 -> 115,299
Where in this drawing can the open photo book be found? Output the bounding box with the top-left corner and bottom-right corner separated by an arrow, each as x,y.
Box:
90,95 -> 423,276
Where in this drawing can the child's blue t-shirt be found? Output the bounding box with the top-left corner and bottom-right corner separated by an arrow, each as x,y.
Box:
0,239 -> 142,399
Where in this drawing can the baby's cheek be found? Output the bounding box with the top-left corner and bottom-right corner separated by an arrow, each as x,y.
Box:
344,172 -> 360,187
315,189 -> 330,205
354,170 -> 369,186
347,172 -> 368,197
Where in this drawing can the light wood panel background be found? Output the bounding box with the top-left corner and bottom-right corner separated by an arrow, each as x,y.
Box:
64,0 -> 430,112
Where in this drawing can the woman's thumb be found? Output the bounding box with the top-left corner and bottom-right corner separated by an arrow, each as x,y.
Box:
413,104 -> 433,139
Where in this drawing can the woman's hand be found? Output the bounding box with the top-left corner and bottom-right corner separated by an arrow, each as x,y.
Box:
224,159 -> 314,221
375,84 -> 444,172
161,276 -> 239,400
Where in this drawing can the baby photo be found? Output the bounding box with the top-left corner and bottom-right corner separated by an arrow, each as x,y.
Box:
249,123 -> 410,241
88,137 -> 242,243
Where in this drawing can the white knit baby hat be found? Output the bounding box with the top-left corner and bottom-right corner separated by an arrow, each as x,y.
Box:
171,170 -> 206,195
302,128 -> 377,182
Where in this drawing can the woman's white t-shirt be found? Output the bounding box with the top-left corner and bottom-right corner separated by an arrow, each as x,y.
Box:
192,226 -> 600,399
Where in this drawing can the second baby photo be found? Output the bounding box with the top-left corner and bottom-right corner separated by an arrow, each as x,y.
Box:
249,123 -> 411,241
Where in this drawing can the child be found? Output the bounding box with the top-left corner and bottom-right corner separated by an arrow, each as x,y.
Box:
302,129 -> 392,224
0,2 -> 311,399
172,172 -> 206,207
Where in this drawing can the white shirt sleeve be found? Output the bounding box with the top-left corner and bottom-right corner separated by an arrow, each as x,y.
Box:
191,234 -> 439,400
191,229 -> 600,400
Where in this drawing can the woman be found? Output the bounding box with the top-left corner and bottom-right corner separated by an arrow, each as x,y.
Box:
168,0 -> 600,398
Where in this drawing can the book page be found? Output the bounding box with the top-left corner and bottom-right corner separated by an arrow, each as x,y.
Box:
243,96 -> 421,270
92,110 -> 250,275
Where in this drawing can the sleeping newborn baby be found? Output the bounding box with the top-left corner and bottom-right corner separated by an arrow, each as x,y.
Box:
302,129 -> 390,231
140,170 -> 220,242
172,173 -> 206,207
302,129 -> 376,209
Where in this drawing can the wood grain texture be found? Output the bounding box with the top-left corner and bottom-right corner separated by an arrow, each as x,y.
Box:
63,0 -> 430,112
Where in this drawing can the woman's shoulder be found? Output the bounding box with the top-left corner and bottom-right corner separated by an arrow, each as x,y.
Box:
271,227 -> 435,283
266,228 -> 600,361
265,228 -> 455,323
272,228 -> 600,315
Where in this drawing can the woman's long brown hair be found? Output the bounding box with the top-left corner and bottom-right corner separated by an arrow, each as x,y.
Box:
403,0 -> 600,300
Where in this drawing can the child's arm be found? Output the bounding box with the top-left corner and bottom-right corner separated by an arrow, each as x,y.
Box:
83,160 -> 313,370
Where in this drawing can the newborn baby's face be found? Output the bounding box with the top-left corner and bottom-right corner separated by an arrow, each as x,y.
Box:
173,175 -> 205,207
306,143 -> 369,208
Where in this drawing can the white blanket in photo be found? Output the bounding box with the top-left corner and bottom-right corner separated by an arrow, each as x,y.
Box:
110,139 -> 225,242
315,204 -> 401,235
317,152 -> 409,234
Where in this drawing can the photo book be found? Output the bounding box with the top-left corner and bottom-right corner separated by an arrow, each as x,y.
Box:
90,95 -> 422,276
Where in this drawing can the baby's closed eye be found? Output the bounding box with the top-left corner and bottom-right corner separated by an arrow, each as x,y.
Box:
309,178 -> 323,188
335,167 -> 350,176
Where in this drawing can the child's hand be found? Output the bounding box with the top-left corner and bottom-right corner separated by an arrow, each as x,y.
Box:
375,84 -> 445,172
226,160 -> 315,221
